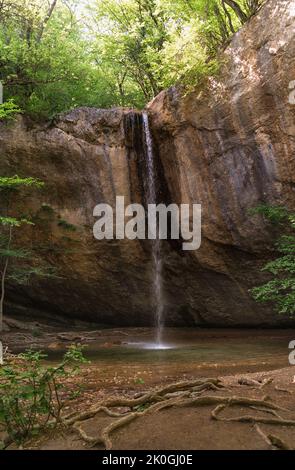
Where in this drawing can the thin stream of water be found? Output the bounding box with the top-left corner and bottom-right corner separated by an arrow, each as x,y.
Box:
142,112 -> 165,348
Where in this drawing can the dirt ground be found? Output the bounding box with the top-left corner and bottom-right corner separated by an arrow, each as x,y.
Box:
16,366 -> 295,451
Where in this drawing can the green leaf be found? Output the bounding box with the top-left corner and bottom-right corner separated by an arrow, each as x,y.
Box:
0,216 -> 34,227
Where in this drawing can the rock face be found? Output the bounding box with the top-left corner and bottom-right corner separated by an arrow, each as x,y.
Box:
0,0 -> 294,326
148,0 -> 295,326
0,108 -> 159,325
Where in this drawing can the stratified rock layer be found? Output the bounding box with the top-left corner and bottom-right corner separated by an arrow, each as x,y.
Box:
0,108 -> 156,325
0,0 -> 294,326
148,0 -> 295,325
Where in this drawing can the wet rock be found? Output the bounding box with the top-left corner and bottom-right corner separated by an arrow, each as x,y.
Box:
48,342 -> 62,351
4,317 -> 41,331
57,333 -> 85,342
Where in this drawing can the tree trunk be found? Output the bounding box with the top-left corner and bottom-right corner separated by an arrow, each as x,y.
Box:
37,0 -> 59,43
222,0 -> 236,34
223,0 -> 248,23
117,71 -> 127,105
214,4 -> 230,42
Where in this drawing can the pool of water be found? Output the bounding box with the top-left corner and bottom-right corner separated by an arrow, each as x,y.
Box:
11,327 -> 289,389
43,328 -> 293,370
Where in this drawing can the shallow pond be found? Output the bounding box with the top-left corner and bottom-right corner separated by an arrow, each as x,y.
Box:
43,328 -> 293,373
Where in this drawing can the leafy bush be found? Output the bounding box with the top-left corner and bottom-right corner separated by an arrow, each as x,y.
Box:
250,205 -> 295,315
0,345 -> 88,444
0,100 -> 21,120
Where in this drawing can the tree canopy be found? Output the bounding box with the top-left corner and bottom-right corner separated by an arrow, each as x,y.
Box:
0,0 -> 264,117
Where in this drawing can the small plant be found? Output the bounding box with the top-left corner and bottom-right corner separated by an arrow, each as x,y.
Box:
32,328 -> 43,338
68,384 -> 85,401
134,377 -> 145,385
134,403 -> 150,412
40,203 -> 55,215
248,204 -> 290,224
0,101 -> 22,121
0,345 -> 88,445
57,219 -> 77,232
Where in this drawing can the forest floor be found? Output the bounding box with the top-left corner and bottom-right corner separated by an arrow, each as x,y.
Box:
20,366 -> 295,450
2,316 -> 295,450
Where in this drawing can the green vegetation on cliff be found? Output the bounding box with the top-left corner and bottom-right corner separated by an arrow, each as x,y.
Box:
0,0 -> 264,117
251,206 -> 295,316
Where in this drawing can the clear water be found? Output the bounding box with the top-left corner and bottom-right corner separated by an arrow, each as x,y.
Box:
83,339 -> 289,364
143,112 -> 164,347
42,329 -> 293,373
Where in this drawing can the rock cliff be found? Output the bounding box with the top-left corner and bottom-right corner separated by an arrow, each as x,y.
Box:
0,0 -> 294,326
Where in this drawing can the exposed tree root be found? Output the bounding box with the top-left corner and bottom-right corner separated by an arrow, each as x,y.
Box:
72,408 -> 141,449
68,378 -> 225,448
62,378 -> 295,450
101,413 -> 140,450
254,424 -> 292,450
238,377 -> 273,389
275,386 -> 292,394
249,406 -> 284,419
254,424 -> 272,447
211,399 -> 295,426
268,434 -> 292,451
215,414 -> 295,426
260,378 -> 274,389
66,378 -> 223,425
166,395 -> 288,413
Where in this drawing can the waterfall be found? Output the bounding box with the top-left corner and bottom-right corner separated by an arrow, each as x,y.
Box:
142,112 -> 164,347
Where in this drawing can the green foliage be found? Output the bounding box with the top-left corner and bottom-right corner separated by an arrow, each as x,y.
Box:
251,205 -> 295,316
0,0 -> 113,117
0,216 -> 33,227
0,245 -> 30,259
0,345 -> 88,444
134,377 -> 145,385
248,204 -> 291,224
89,0 -> 264,103
57,219 -> 77,232
0,175 -> 43,191
7,265 -> 58,285
0,100 -> 21,120
40,203 -> 55,214
0,0 -> 265,115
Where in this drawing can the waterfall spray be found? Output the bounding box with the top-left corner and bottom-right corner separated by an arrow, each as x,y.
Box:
142,112 -> 164,347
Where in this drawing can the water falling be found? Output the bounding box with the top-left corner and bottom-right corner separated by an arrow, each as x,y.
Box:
142,112 -> 165,348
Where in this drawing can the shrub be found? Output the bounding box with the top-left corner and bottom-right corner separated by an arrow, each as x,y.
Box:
0,101 -> 22,121
250,205 -> 295,315
0,345 -> 88,445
